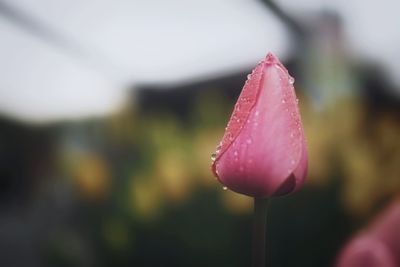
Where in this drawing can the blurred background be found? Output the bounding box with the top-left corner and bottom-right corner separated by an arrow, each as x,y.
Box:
0,0 -> 399,266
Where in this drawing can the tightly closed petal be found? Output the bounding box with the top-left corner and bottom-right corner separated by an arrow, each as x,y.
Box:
211,53 -> 308,197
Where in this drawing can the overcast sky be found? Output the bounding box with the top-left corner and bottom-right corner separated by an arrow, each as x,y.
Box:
0,0 -> 399,122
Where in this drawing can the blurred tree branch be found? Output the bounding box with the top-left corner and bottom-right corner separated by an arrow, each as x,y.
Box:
260,0 -> 306,38
0,1 -> 81,54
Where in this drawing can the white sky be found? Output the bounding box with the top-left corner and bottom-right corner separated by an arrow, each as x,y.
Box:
0,0 -> 288,122
0,0 -> 399,122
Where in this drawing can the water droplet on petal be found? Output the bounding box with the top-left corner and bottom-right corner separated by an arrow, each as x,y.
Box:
216,144 -> 221,151
211,153 -> 217,161
281,99 -> 286,104
222,186 -> 228,191
289,77 -> 295,84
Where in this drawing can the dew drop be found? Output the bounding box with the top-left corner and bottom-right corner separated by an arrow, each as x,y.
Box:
289,77 -> 295,84
216,144 -> 222,152
222,186 -> 228,191
281,99 -> 286,104
211,153 -> 217,161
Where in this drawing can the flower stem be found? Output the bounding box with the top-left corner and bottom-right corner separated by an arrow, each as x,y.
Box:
253,197 -> 269,267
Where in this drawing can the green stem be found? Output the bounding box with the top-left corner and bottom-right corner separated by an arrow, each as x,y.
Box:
253,197 -> 269,267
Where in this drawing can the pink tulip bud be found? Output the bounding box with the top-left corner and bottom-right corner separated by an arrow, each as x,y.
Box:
211,53 -> 308,197
336,198 -> 400,267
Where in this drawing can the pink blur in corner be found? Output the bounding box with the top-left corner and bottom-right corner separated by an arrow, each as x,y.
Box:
337,198 -> 400,267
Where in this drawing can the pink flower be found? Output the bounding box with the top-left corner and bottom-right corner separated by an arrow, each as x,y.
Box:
211,52 -> 308,197
336,198 -> 400,267
336,235 -> 396,267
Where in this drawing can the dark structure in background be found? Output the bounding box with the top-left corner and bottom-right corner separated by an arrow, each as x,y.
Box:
0,117 -> 55,204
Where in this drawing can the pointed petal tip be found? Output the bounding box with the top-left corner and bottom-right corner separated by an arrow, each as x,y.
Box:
264,52 -> 279,64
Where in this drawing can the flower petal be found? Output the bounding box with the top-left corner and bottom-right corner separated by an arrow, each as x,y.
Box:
213,53 -> 307,197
